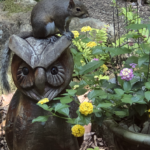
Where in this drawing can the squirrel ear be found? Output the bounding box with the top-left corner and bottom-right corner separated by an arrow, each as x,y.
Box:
68,0 -> 75,9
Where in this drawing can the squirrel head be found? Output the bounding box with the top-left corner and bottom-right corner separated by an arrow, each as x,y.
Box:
67,0 -> 89,18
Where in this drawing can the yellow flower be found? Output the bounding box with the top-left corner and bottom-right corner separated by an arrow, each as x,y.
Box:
101,64 -> 108,72
86,41 -> 97,48
72,31 -> 79,38
148,109 -> 150,112
81,26 -> 92,32
99,75 -> 109,80
38,98 -> 49,105
79,102 -> 93,116
71,124 -> 85,137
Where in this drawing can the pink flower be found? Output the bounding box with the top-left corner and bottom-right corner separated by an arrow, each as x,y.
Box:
92,58 -> 99,61
130,63 -> 137,68
120,68 -> 134,81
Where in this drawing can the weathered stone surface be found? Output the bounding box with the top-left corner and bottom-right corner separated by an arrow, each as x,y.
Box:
128,124 -> 141,133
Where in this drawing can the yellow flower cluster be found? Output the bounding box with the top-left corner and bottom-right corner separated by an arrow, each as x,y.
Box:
71,124 -> 85,137
94,75 -> 109,80
101,64 -> 108,72
81,26 -> 92,32
72,31 -> 79,38
79,102 -> 93,116
38,98 -> 49,105
86,41 -> 97,48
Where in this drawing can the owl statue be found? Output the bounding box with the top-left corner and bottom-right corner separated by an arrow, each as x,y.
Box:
5,35 -> 81,150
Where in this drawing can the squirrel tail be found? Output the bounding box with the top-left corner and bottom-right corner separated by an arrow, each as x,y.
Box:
0,40 -> 11,92
0,31 -> 33,93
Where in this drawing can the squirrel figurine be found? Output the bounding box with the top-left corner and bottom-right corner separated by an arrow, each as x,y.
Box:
0,0 -> 89,92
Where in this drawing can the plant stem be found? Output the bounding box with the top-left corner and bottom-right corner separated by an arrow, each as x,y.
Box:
147,52 -> 150,81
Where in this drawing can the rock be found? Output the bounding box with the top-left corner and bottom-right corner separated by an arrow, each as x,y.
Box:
141,121 -> 150,134
70,17 -> 115,42
119,122 -> 128,130
128,124 -> 141,133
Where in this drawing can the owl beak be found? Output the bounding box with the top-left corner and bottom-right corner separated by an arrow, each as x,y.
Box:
34,68 -> 46,94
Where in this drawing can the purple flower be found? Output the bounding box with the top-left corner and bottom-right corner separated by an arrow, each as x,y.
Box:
92,58 -> 99,61
120,68 -> 134,81
130,63 -> 137,68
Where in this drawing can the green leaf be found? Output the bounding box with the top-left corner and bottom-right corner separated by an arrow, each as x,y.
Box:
55,103 -> 69,112
131,95 -> 146,104
59,96 -> 73,104
92,46 -> 104,55
125,56 -> 138,66
66,118 -> 76,124
114,111 -> 128,118
132,81 -> 144,90
121,94 -> 132,104
123,81 -> 131,92
37,103 -> 52,111
79,61 -> 104,75
145,91 -> 150,101
105,47 -> 132,57
145,82 -> 150,89
126,24 -> 147,30
82,37 -> 91,43
66,89 -> 77,96
97,103 -> 112,108
88,90 -> 107,100
138,55 -> 149,67
57,107 -> 69,117
134,104 -> 147,116
114,89 -> 124,96
32,116 -> 49,123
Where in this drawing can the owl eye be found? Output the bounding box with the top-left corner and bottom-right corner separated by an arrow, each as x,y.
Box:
76,8 -> 81,11
47,62 -> 65,87
22,67 -> 29,75
51,67 -> 58,75
17,63 -> 34,88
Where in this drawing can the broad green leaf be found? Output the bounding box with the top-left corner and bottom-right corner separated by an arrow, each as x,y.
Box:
79,61 -> 104,75
32,116 -> 49,123
132,81 -> 144,90
95,112 -> 102,117
131,95 -> 146,104
126,24 -> 147,30
37,104 -> 52,111
55,103 -> 69,112
114,89 -> 124,96
88,90 -> 107,100
76,88 -> 88,95
145,91 -> 150,101
97,103 -> 112,108
123,81 -> 131,92
59,96 -> 73,104
105,47 -> 132,57
57,107 -> 69,117
125,56 -> 138,66
66,118 -> 76,124
82,37 -> 91,43
114,111 -> 128,118
145,82 -> 150,89
92,46 -> 104,55
134,104 -> 147,116
138,55 -> 149,67
66,89 -> 77,96
121,94 -> 132,104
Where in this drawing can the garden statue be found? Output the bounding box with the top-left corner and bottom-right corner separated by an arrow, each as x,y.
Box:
5,35 -> 82,150
0,0 -> 89,149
